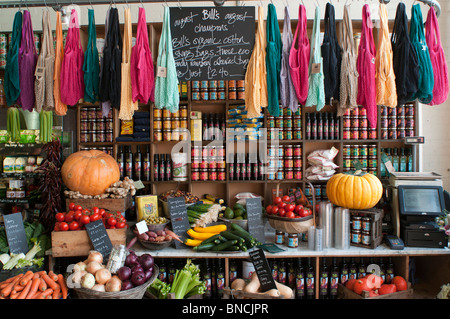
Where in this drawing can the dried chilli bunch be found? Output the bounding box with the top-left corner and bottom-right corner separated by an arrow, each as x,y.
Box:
37,139 -> 63,232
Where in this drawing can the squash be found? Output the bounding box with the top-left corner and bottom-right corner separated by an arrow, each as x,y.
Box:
275,281 -> 294,299
243,272 -> 260,293
326,170 -> 383,210
230,278 -> 247,291
61,150 -> 120,196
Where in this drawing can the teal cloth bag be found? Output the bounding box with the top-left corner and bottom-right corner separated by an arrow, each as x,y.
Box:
266,3 -> 282,117
83,9 -> 100,104
5,11 -> 22,106
305,6 -> 325,111
409,4 -> 434,104
154,7 -> 179,113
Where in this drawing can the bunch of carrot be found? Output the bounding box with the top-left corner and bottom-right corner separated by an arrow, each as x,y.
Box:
0,270 -> 68,299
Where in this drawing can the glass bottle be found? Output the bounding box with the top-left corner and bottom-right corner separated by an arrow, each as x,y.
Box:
133,146 -> 142,181
143,145 -> 151,181
117,146 -> 125,179
306,257 -> 315,299
295,258 -> 305,299
340,257 -> 349,285
319,258 -> 329,299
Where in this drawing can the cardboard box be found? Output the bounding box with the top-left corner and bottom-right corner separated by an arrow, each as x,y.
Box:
190,111 -> 202,141
136,195 -> 158,221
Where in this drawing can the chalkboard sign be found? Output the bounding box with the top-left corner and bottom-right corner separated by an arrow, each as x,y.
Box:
248,247 -> 277,292
85,220 -> 113,258
167,197 -> 191,248
246,197 -> 265,243
170,6 -> 255,81
4,213 -> 29,254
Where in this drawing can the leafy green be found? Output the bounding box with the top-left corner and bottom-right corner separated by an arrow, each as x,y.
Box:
0,220 -> 50,256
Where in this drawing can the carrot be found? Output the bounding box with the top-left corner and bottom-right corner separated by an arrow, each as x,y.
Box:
52,285 -> 60,299
57,274 -> 68,299
0,273 -> 23,286
48,271 -> 58,282
20,270 -> 34,286
12,284 -> 24,292
40,288 -> 53,299
26,277 -> 41,299
1,275 -> 23,297
39,278 -> 47,292
17,280 -> 33,299
41,274 -> 59,291
36,270 -> 47,277
10,290 -> 20,299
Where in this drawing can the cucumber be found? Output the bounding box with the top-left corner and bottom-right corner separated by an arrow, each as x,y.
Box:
198,234 -> 223,246
193,242 -> 216,252
220,230 -> 245,243
230,223 -> 257,244
211,239 -> 238,251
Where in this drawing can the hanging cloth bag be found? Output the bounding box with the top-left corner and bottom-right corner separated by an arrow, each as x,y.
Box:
266,3 -> 282,117
409,3 -> 434,104
131,7 -> 155,104
321,2 -> 342,105
35,10 -> 55,112
244,6 -> 268,119
60,9 -> 85,106
338,4 -> 358,115
289,4 -> 309,106
83,8 -> 100,104
99,8 -> 122,109
356,4 -> 377,128
279,6 -> 298,113
154,7 -> 179,112
53,11 -> 67,115
5,11 -> 22,106
305,6 -> 325,111
391,2 -> 419,106
18,10 -> 38,111
119,8 -> 138,120
425,7 -> 449,105
375,3 -> 397,108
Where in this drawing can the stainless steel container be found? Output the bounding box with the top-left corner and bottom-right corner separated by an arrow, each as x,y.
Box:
334,207 -> 350,249
319,202 -> 334,249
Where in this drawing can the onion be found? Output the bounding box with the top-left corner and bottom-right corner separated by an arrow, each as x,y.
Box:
117,266 -> 132,281
73,261 -> 87,272
81,273 -> 96,289
131,264 -> 144,275
91,284 -> 106,292
138,254 -> 154,270
131,271 -> 146,287
86,251 -> 103,265
105,276 -> 122,292
125,253 -> 138,267
72,270 -> 87,286
95,268 -> 112,285
144,268 -> 153,281
86,261 -> 103,275
121,280 -> 134,291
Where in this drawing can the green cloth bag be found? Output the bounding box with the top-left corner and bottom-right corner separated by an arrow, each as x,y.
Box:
83,8 -> 100,104
5,11 -> 22,106
266,3 -> 282,117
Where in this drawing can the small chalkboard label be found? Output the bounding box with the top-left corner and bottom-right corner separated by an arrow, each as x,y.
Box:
4,213 -> 29,254
167,197 -> 191,248
85,220 -> 113,258
246,197 -> 265,243
248,247 -> 277,292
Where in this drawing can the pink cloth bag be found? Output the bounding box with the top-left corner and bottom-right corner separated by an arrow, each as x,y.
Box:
60,9 -> 84,106
425,8 -> 449,105
289,4 -> 310,106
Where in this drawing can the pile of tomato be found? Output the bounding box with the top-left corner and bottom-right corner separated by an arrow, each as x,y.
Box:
266,195 -> 313,219
53,203 -> 127,231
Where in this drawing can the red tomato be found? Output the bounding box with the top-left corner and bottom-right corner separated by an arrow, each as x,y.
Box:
99,209 -> 106,217
75,205 -> 83,211
59,222 -> 69,231
116,222 -> 126,229
64,212 -> 75,223
266,205 -> 273,215
278,208 -> 286,217
298,207 -> 307,217
68,203 -> 76,211
54,223 -> 60,231
271,206 -> 279,215
69,221 -> 80,231
391,276 -> 407,291
92,207 -> 99,214
80,215 -> 91,225
90,213 -> 101,222
286,211 -> 296,219
286,204 -> 295,212
282,195 -> 290,202
273,197 -> 282,205
74,210 -> 82,221
278,202 -> 287,209
377,284 -> 397,295
107,217 -> 117,226
294,205 -> 304,214
55,213 -> 65,222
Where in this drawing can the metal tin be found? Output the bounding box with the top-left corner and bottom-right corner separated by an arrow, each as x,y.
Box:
351,129 -> 359,140
381,128 -> 388,139
388,128 -> 397,140
192,81 -> 200,89
293,128 -> 302,140
275,117 -> 284,128
405,105 -> 415,116
359,117 -> 368,129
200,89 -> 209,100
406,116 -> 414,128
105,120 -> 113,130
397,128 -> 406,139
218,89 -> 226,100
293,169 -> 302,180
284,157 -> 293,169
368,128 -> 377,140
343,156 -> 352,168
218,169 -> 226,181
343,116 -> 351,128
359,128 -> 368,140
191,169 -> 200,181
343,145 -> 351,157
285,168 -> 293,180
369,145 -> 377,157
387,107 -> 397,117
237,88 -> 245,100
267,117 -> 275,128
369,156 -> 377,168
80,131 -> 89,143
276,170 -> 284,180
343,129 -> 351,140
293,146 -> 302,157
154,108 -> 162,119
380,106 -> 388,116
388,116 -> 397,128
192,89 -> 200,100
351,117 -> 359,129
293,116 -> 301,128
200,169 -> 209,181
284,117 -> 292,128
396,115 -> 405,128
200,80 -> 209,89
405,129 -> 415,137
350,107 -> 359,117
293,157 -> 302,168
351,145 -> 360,157
106,130 -> 113,142
397,105 -> 405,116
359,145 -> 368,157
284,145 -> 293,157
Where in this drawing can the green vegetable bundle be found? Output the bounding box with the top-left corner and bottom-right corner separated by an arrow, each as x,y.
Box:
187,203 -> 224,227
39,110 -> 53,143
7,107 -> 20,142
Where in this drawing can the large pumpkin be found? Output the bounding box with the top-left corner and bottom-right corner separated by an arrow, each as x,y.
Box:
61,150 -> 120,196
326,171 -> 383,210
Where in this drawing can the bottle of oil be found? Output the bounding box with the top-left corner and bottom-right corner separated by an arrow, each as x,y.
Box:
143,145 -> 151,181
305,257 -> 315,299
287,259 -> 296,290
399,148 -> 407,172
124,146 -> 133,179
349,257 -> 358,280
386,257 -> 395,283
295,258 -> 305,299
202,259 -> 213,299
358,258 -> 366,278
117,146 -> 125,179
133,146 -> 142,181
319,258 -> 329,299
329,257 -> 339,299
216,259 -> 225,299
340,257 -> 349,285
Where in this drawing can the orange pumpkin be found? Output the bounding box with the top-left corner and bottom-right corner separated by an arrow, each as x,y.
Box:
61,150 -> 120,196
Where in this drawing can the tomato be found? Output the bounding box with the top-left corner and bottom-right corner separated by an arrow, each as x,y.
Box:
92,207 -> 99,214
377,284 -> 397,295
74,210 -> 82,221
59,222 -> 69,231
68,203 -> 76,211
278,208 -> 286,217
391,276 -> 407,291
54,223 -> 60,231
55,213 -> 65,222
286,211 -> 296,219
300,208 -> 312,217
353,278 -> 371,295
282,195 -> 291,203
266,205 -> 273,215
80,215 -> 91,225
75,205 -> 83,211
273,197 -> 282,205
278,201 -> 287,209
99,209 -> 106,217
107,217 -> 117,226
271,206 -> 279,215
116,222 -> 126,229
90,213 -> 101,222
64,212 -> 75,223
69,221 -> 80,231
285,204 -> 295,212
298,207 -> 307,217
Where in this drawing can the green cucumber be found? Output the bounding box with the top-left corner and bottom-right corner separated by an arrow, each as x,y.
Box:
211,239 -> 238,251
220,230 -> 245,242
193,242 -> 216,252
198,234 -> 223,245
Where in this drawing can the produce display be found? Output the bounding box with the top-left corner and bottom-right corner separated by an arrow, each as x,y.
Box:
344,274 -> 408,298
219,202 -> 248,220
53,203 -> 127,231
0,269 -> 68,299
0,241 -> 43,270
265,195 -> 312,219
158,190 -> 199,204
230,272 -> 294,299
184,223 -> 261,252
148,259 -> 206,299
187,202 -> 223,227
64,177 -> 137,199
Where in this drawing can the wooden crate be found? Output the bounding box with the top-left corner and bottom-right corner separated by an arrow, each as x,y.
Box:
65,194 -> 132,212
337,283 -> 413,299
350,208 -> 384,249
51,228 -> 126,257
223,288 -> 286,299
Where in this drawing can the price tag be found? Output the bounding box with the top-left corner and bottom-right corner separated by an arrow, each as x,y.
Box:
167,197 -> 190,249
85,220 -> 113,259
249,248 -> 277,292
157,66 -> 167,78
134,180 -> 145,190
135,220 -> 149,235
4,213 -> 29,254
246,197 -> 265,243
311,63 -> 321,74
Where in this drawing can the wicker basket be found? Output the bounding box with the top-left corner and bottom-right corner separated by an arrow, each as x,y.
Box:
72,265 -> 159,299
266,182 -> 316,233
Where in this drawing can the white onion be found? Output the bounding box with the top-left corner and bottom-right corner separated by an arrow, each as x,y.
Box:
72,270 -> 87,285
86,261 -> 103,275
73,261 -> 87,272
91,284 -> 106,292
86,251 -> 103,265
95,268 -> 112,285
81,273 -> 96,289
105,276 -> 122,292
